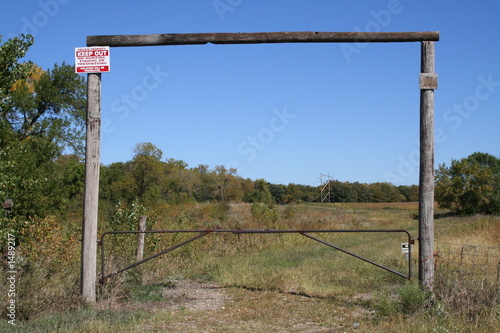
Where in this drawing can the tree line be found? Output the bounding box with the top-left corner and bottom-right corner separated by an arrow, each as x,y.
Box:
98,141 -> 420,208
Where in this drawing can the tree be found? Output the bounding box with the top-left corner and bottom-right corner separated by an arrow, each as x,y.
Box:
211,165 -> 237,202
0,35 -> 86,220
369,182 -> 405,203
331,181 -> 356,203
2,60 -> 86,155
245,179 -> 274,204
0,34 -> 34,114
269,183 -> 286,204
130,142 -> 165,204
192,164 -> 245,202
193,164 -> 217,202
162,158 -> 197,204
435,152 -> 500,215
54,154 -> 85,201
283,183 -> 317,203
398,185 -> 419,202
350,182 -> 372,202
100,162 -> 136,204
0,136 -> 61,219
133,142 -> 163,161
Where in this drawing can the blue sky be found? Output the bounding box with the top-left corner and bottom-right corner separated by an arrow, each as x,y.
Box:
2,0 -> 499,186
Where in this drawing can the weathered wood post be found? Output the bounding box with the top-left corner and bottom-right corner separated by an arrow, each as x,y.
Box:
136,216 -> 147,261
419,41 -> 437,292
81,72 -> 101,303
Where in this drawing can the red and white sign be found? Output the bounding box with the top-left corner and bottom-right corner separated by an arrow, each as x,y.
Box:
75,46 -> 110,73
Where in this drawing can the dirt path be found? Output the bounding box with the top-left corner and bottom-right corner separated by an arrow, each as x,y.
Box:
98,280 -> 374,332
96,280 -> 230,313
161,279 -> 231,312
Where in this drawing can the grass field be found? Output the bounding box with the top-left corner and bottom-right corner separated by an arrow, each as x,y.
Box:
1,202 -> 498,332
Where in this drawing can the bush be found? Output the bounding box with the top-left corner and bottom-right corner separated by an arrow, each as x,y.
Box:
374,281 -> 430,316
1,216 -> 81,320
250,203 -> 279,228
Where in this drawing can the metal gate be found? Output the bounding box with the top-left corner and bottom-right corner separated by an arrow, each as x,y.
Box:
99,228 -> 413,284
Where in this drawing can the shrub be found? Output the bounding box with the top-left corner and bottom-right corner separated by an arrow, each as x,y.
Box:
374,281 -> 430,316
250,203 -> 279,228
0,216 -> 81,320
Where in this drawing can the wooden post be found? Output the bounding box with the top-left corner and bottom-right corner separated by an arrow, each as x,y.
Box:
81,72 -> 101,303
419,41 -> 436,292
136,216 -> 147,261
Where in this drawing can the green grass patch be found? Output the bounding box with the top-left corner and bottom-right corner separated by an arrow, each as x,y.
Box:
128,284 -> 165,302
0,308 -> 151,333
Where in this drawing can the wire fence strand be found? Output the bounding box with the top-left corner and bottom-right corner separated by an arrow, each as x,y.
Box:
435,241 -> 500,289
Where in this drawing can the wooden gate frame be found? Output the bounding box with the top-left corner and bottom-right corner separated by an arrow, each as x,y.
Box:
81,31 -> 439,302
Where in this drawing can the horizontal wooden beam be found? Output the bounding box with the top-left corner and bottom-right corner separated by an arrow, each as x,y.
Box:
87,31 -> 439,47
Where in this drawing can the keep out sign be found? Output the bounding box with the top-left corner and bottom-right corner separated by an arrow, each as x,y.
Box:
75,46 -> 110,73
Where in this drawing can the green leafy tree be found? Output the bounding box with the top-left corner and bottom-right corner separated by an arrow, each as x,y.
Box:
0,35 -> 86,221
192,164 -> 245,203
133,142 -> 163,161
369,182 -> 404,203
299,184 -> 320,202
283,183 -> 317,203
100,162 -> 136,204
350,182 -> 372,202
245,179 -> 274,204
131,142 -> 165,204
55,154 -> 85,201
331,180 -> 356,203
397,185 -> 419,202
436,152 -> 500,215
269,183 -> 287,204
211,165 -> 237,202
2,61 -> 86,155
0,34 -> 34,114
0,137 -> 61,238
162,158 -> 197,204
193,164 -> 216,202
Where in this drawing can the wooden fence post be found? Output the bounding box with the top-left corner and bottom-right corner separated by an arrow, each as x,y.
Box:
419,41 -> 437,292
81,72 -> 101,303
136,216 -> 147,261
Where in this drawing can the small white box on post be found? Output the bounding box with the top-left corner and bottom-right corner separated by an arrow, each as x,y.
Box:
401,242 -> 411,260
